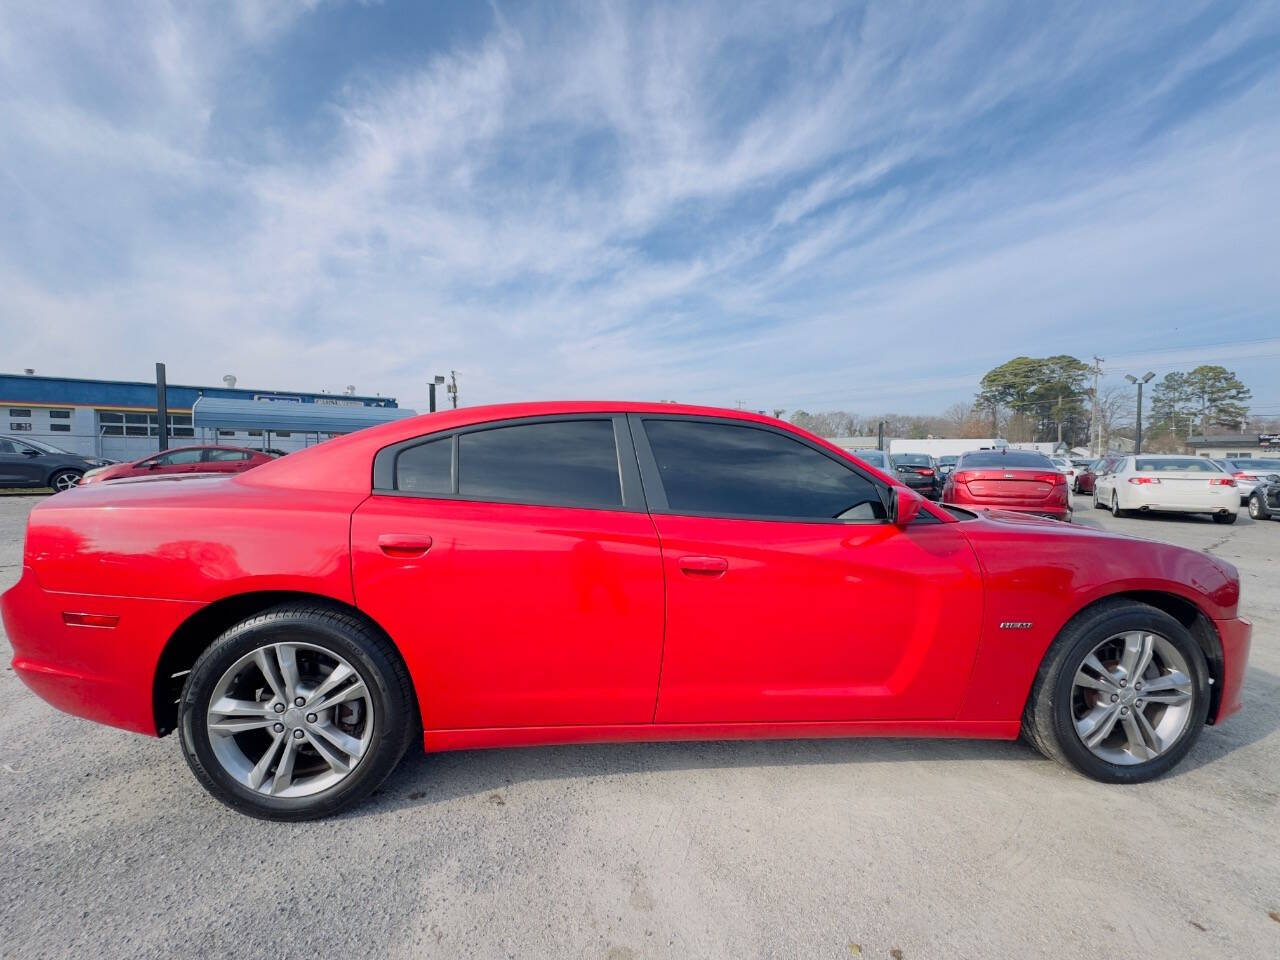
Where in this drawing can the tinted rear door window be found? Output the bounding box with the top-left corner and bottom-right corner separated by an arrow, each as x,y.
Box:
459,420 -> 622,508
396,437 -> 452,494
642,419 -> 885,520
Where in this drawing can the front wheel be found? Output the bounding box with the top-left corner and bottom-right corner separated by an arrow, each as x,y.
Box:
48,469 -> 83,492
178,604 -> 416,820
1022,600 -> 1210,783
1212,511 -> 1237,525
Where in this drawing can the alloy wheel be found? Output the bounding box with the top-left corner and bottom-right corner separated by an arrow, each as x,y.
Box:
1249,496 -> 1261,519
1070,630 -> 1194,765
205,641 -> 374,797
52,471 -> 81,491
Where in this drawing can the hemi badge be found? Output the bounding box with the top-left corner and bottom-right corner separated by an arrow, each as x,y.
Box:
63,612 -> 120,628
999,621 -> 1033,630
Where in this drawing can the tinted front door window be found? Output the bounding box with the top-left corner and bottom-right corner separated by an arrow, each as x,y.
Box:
459,420 -> 621,508
643,419 -> 885,520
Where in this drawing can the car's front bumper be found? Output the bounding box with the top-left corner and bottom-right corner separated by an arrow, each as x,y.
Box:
1212,615 -> 1251,724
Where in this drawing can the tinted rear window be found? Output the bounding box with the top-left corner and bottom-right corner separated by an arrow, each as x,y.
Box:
1135,458 -> 1222,472
853,450 -> 888,468
396,437 -> 451,493
958,451 -> 1053,469
893,453 -> 931,466
1230,459 -> 1280,470
459,420 -> 622,507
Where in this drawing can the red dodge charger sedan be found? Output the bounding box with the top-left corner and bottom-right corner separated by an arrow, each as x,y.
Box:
0,403 -> 1251,820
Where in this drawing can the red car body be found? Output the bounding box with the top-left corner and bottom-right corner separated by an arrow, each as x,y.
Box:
943,458 -> 1072,521
79,445 -> 275,485
1,402 -> 1250,755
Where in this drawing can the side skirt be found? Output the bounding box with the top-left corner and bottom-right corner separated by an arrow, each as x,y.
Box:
423,719 -> 1021,753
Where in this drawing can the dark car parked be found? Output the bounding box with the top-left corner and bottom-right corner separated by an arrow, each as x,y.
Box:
0,436 -> 114,491
1247,473 -> 1280,521
890,452 -> 940,500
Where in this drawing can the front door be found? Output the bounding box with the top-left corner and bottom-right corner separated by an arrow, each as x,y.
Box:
632,416 -> 985,724
351,416 -> 665,730
0,438 -> 45,486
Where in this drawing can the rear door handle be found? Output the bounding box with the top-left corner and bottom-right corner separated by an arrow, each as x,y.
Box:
378,534 -> 433,558
677,555 -> 728,576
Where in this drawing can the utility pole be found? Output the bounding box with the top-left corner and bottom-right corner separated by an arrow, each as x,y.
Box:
1056,393 -> 1065,448
1090,355 -> 1103,456
447,370 -> 459,409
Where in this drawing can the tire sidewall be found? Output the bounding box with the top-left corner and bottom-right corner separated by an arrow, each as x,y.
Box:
1048,607 -> 1210,783
179,611 -> 408,819
49,469 -> 82,491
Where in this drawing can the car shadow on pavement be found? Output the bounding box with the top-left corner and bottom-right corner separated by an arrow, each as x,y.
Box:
1170,664 -> 1280,777
350,734 -> 1046,818
347,665 -> 1280,818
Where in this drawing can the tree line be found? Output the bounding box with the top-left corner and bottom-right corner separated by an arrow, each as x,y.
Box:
784,357 -> 1267,453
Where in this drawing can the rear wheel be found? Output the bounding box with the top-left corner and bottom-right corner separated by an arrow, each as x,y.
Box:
178,604 -> 416,820
48,469 -> 83,492
1212,511 -> 1237,525
1110,492 -> 1127,518
1022,600 -> 1210,783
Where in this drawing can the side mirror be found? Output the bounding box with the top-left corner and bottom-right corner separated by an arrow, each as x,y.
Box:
22,448 -> 41,457
891,486 -> 924,527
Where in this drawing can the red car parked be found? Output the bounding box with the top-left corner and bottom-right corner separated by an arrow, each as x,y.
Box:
1,403 -> 1250,820
942,449 -> 1072,521
1073,456 -> 1119,495
79,445 -> 276,484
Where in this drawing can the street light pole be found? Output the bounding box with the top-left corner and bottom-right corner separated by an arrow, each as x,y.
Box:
428,375 -> 445,412
1125,371 -> 1155,454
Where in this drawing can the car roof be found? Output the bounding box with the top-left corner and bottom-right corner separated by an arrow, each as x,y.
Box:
238,401 -> 846,495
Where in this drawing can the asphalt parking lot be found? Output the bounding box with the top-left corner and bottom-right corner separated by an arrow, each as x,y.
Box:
0,493 -> 1276,960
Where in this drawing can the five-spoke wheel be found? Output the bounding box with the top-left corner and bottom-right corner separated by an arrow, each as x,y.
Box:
179,604 -> 415,820
1023,600 -> 1210,783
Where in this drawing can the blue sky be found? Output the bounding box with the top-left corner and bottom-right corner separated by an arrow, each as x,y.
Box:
2,1 -> 1279,417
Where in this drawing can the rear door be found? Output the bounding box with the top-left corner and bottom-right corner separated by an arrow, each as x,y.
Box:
351,415 -> 665,730
634,416 -> 984,723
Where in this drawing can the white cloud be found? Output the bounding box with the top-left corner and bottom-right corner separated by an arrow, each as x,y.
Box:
1,0 -> 1278,414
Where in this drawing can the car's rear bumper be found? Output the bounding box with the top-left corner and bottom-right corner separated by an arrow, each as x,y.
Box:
1211,615 -> 1251,724
944,497 -> 1071,521
1,565 -> 198,736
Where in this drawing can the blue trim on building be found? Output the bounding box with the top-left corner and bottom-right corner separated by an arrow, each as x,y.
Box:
0,374 -> 397,410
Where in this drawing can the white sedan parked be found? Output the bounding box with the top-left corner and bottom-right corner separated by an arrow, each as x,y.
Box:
1092,455 -> 1239,524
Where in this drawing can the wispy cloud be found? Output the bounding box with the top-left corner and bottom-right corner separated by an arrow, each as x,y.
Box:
2,0 -> 1278,413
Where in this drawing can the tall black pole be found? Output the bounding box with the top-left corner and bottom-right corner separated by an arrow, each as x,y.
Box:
1135,382 -> 1144,455
428,382 -> 437,412
155,362 -> 169,452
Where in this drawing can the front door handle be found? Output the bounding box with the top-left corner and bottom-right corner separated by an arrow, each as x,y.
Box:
378,534 -> 433,558
678,555 -> 728,576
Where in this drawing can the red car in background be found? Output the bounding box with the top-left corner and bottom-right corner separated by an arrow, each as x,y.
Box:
1,402 -> 1250,820
1073,456 -> 1119,495
942,449 -> 1071,520
80,445 -> 276,485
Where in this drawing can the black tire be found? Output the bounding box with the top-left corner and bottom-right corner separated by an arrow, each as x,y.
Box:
178,603 -> 417,820
47,469 -> 83,492
1212,511 -> 1237,525
1110,492 -> 1126,518
1248,494 -> 1269,520
1092,488 -> 1104,510
1021,600 -> 1210,783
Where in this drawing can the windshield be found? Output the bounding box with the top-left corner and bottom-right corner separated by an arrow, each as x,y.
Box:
957,451 -> 1054,469
893,453 -> 932,466
1135,458 -> 1223,472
